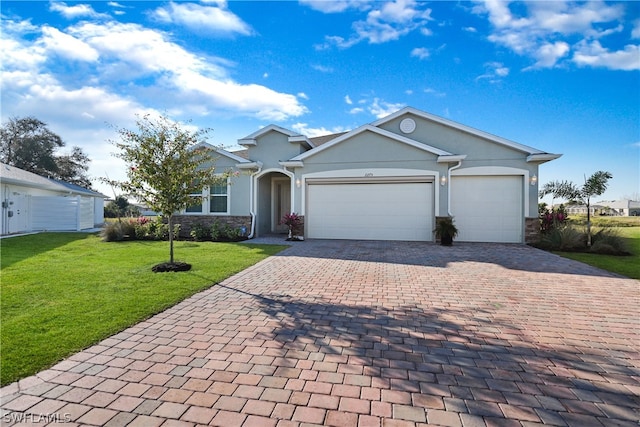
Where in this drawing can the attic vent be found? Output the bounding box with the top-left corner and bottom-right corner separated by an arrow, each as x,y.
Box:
400,118 -> 416,134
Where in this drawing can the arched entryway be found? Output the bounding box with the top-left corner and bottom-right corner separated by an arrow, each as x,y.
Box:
255,170 -> 293,237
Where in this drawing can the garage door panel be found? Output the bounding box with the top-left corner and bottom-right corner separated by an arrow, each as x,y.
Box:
451,176 -> 523,243
307,182 -> 433,241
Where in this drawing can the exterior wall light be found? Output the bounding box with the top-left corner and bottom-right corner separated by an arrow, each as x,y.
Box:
440,175 -> 447,186
530,175 -> 537,186
295,179 -> 301,188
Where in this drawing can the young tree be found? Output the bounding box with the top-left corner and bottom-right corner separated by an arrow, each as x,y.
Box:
104,114 -> 223,269
539,171 -> 613,246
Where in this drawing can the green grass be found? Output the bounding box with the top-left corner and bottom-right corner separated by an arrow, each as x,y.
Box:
0,233 -> 286,385
554,227 -> 640,279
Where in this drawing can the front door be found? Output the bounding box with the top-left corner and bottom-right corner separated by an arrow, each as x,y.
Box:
272,178 -> 291,233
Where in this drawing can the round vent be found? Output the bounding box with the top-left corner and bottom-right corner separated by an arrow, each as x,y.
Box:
400,118 -> 416,134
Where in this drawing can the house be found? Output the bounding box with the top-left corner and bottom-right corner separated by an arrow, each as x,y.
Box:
596,199 -> 640,216
175,107 -> 561,243
1,163 -> 106,235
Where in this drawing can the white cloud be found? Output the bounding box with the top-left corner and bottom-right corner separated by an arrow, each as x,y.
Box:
345,95 -> 353,105
573,41 -> 640,71
424,88 -> 446,97
633,20 -> 640,39
291,122 -> 349,138
299,0 -> 372,14
410,47 -> 430,60
476,62 -> 509,83
40,26 -> 99,62
150,1 -> 253,36
298,92 -> 309,100
349,107 -> 364,114
311,64 -> 335,73
530,41 -> 570,69
475,0 -> 633,70
49,2 -> 109,19
368,98 -> 405,119
315,0 -> 433,48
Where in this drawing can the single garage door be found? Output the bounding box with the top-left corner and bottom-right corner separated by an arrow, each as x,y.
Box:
451,176 -> 523,243
306,180 -> 433,241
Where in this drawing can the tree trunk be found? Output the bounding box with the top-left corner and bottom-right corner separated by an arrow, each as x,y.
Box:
168,214 -> 174,264
586,199 -> 592,247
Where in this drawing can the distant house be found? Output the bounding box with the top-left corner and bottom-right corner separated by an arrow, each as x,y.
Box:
173,106 -> 561,243
1,163 -> 106,235
596,199 -> 640,216
561,203 -> 604,216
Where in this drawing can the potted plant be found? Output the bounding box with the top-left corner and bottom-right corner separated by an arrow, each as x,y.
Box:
434,217 -> 458,246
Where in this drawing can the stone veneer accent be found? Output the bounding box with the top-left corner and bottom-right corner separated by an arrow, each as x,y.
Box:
524,217 -> 541,244
172,215 -> 252,239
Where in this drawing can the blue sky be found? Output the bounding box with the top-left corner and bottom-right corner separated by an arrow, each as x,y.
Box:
2,0 -> 639,202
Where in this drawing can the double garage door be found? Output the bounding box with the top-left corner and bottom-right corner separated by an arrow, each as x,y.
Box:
305,175 -> 524,243
306,179 -> 433,241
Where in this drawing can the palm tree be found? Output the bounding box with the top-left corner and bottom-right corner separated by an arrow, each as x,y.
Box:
539,171 -> 613,247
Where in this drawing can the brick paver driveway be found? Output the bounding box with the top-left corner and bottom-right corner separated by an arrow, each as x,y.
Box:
2,240 -> 638,426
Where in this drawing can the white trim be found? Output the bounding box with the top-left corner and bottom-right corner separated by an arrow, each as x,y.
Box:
290,125 -> 453,161
279,160 -> 304,168
300,168 -> 440,217
237,161 -> 263,170
450,166 -> 531,221
527,153 -> 562,163
371,106 -> 556,156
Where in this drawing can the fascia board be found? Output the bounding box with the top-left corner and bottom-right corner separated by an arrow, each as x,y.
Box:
237,161 -> 263,169
526,153 -> 563,163
279,160 -> 304,168
437,154 -> 467,163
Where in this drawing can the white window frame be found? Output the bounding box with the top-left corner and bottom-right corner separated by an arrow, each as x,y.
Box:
183,176 -> 230,215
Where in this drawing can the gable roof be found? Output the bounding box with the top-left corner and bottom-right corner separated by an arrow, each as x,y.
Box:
238,124 -> 314,149
372,106 -> 558,157
192,142 -> 252,164
291,124 -> 454,161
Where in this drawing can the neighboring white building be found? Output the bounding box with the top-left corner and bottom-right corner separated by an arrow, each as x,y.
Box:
1,163 -> 106,235
596,199 -> 640,216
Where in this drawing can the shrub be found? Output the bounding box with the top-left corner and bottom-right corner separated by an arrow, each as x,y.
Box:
210,220 -> 222,241
590,228 -> 629,255
190,223 -> 211,241
101,221 -> 126,242
537,226 -> 585,251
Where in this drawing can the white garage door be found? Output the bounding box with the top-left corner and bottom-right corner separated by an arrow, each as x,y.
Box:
306,181 -> 433,241
451,176 -> 523,243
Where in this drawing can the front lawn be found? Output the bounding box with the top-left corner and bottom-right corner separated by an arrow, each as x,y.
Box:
554,226 -> 640,279
0,233 -> 286,386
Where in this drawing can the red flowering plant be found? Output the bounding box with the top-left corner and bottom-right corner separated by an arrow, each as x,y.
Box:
280,212 -> 303,240
540,204 -> 568,233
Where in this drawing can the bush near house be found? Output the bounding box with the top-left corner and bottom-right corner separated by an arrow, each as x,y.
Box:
101,217 -> 247,243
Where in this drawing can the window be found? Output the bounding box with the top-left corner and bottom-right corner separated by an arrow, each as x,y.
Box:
186,185 -> 203,213
184,177 -> 229,215
209,181 -> 228,214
